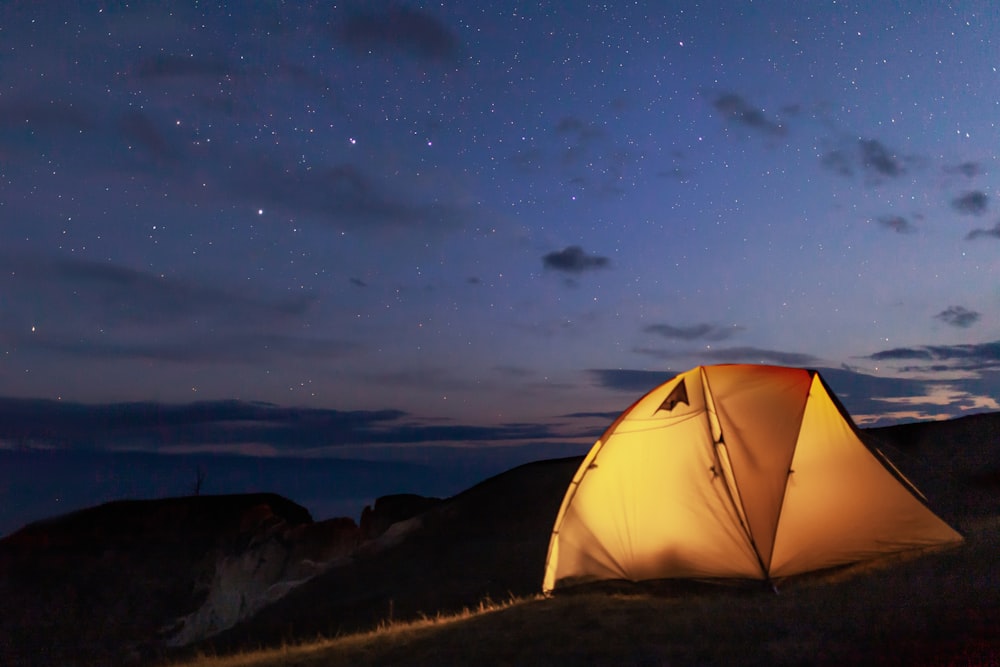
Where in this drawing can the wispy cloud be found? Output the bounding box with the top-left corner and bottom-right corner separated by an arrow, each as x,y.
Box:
944,161 -> 982,178
0,397 -> 566,453
1,254 -> 313,328
555,116 -> 606,143
642,322 -> 744,341
0,100 -> 97,133
634,345 -> 817,366
589,369 -> 670,393
935,306 -> 980,329
859,139 -> 905,178
817,366 -> 1000,424
710,92 -> 787,137
542,246 -> 611,273
509,113 -> 640,197
876,215 -> 916,234
821,137 -> 910,183
134,54 -> 236,80
336,6 -> 460,62
226,160 -> 466,232
869,339 -> 1000,371
951,190 -> 988,216
702,346 -> 817,366
118,110 -> 183,165
17,332 -> 358,365
590,365 -> 1000,425
0,254 -> 353,365
0,99 -> 97,154
966,222 -> 1000,240
820,149 -> 853,177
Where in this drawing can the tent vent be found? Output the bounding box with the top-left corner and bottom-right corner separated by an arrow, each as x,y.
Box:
657,379 -> 689,412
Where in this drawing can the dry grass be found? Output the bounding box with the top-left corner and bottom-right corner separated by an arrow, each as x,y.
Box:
167,515 -> 1000,667
166,595 -> 530,667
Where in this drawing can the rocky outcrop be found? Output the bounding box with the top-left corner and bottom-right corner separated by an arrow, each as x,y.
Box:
0,493 -> 355,667
0,470 -> 552,666
164,510 -> 360,646
165,493 -> 449,647
360,493 -> 441,539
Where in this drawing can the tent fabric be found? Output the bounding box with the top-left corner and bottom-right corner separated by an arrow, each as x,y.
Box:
542,365 -> 963,592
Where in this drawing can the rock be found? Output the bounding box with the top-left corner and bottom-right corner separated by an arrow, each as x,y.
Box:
0,493 -> 355,666
359,493 -> 441,539
164,505 -> 361,647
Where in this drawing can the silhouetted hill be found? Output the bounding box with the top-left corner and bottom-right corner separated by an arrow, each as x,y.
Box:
1,412 -> 998,666
195,456 -> 583,659
190,414 -> 1000,660
862,411 -> 1000,518
0,494 -> 356,667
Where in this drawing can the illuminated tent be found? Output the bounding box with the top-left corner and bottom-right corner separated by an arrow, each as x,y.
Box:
542,364 -> 962,592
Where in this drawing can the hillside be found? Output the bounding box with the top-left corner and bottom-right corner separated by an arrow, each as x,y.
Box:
189,456 -> 583,657
1,412 -> 998,666
173,516 -> 1000,666
0,494 -> 359,666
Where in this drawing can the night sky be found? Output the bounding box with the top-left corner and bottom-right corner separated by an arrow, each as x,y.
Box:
1,2 -> 999,531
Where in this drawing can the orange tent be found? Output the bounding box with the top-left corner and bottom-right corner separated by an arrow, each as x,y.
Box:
543,365 -> 962,592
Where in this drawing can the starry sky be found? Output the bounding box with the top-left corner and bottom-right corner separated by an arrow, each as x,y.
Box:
2,1 -> 999,507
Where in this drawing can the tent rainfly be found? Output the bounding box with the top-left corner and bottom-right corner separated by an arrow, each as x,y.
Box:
542,364 -> 963,592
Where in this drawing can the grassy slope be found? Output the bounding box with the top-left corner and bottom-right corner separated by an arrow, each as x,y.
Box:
164,414 -> 1000,667
175,457 -> 583,659
171,515 -> 1000,667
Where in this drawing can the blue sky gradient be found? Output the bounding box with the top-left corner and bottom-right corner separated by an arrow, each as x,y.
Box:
1,3 -> 998,531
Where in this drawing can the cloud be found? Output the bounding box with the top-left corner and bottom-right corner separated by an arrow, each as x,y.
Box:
592,365 -> 999,425
869,339 -> 1000,372
876,215 -> 915,234
226,161 -> 465,232
821,138 -> 909,182
0,254 -> 354,365
1,254 -> 313,328
634,345 -> 818,367
134,54 -> 235,79
0,397 -> 565,453
0,398 -> 402,451
0,100 -> 97,134
966,222 -> 1000,240
710,93 -> 787,137
701,346 -> 818,366
858,139 -> 904,178
951,190 -> 988,215
820,149 -> 853,177
512,113 -> 640,197
643,322 -> 743,341
814,366 -> 1000,424
118,110 -> 182,164
555,116 -> 605,143
559,410 -> 623,421
551,115 -> 636,196
336,6 -> 460,62
944,161 -> 982,178
0,100 -> 98,154
935,306 -> 980,329
542,246 -> 610,273
867,347 -> 934,361
590,369 -> 670,393
18,332 -> 358,365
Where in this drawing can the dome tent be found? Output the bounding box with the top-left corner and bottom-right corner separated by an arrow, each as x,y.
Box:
542,364 -> 962,592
